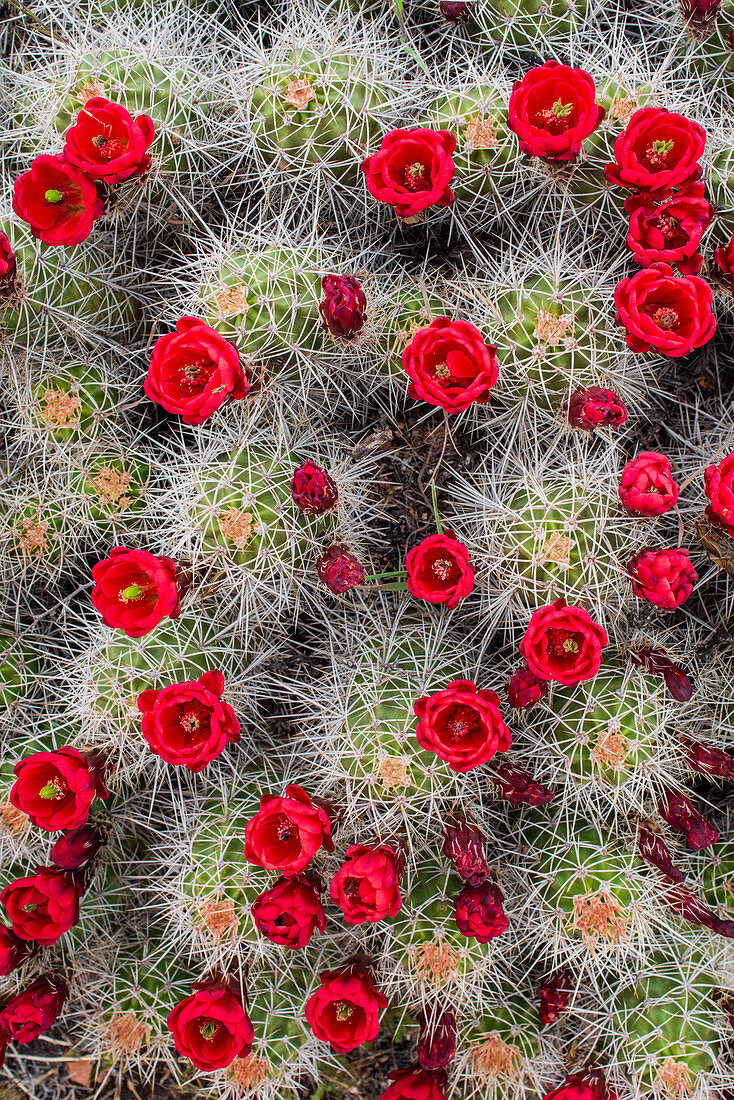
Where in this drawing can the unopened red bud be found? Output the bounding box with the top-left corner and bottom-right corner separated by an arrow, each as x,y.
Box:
657,786 -> 718,850
454,880 -> 508,942
626,547 -> 697,610
564,386 -> 628,432
628,646 -> 693,701
505,664 -> 548,710
636,824 -> 685,883
50,825 -> 105,870
440,0 -> 473,20
442,812 -> 491,886
680,0 -> 721,29
417,1007 -> 457,1070
0,233 -> 16,287
538,967 -> 573,1025
663,882 -> 734,937
291,461 -> 339,515
316,544 -> 366,593
489,760 -> 556,806
543,1068 -> 608,1100
681,736 -> 734,781
319,275 -> 366,339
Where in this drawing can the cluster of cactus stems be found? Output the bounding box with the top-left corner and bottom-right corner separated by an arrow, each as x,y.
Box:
5,0 -> 734,1098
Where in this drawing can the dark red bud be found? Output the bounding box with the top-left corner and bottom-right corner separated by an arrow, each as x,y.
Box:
417,1008 -> 457,1070
680,0 -> 721,29
0,233 -> 16,288
663,883 -> 734,937
316,544 -> 366,593
538,967 -> 573,1025
636,825 -> 685,883
290,461 -> 339,515
319,275 -> 366,339
440,0 -> 472,21
628,646 -> 693,701
0,926 -> 36,975
505,664 -> 548,710
564,386 -> 629,432
656,787 -> 718,850
489,761 -> 556,806
442,812 -> 491,886
681,736 -> 734,781
50,825 -> 105,870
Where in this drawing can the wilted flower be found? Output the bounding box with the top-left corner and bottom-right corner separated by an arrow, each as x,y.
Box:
439,0 -> 472,21
538,967 -> 573,1025
564,386 -> 628,432
505,664 -> 548,710
680,0 -> 721,31
442,812 -> 491,886
316,545 -> 366,593
454,881 -> 509,942
680,736 -> 734,780
417,1007 -> 456,1070
636,824 -> 685,883
291,461 -> 339,515
50,825 -> 105,870
488,761 -> 556,807
628,646 -> 693,701
656,786 -> 718,849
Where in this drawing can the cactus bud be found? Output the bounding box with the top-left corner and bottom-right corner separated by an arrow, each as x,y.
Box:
656,787 -> 718,850
662,882 -> 734,937
454,880 -> 509,942
636,824 -> 685,883
316,545 -> 366,593
488,760 -> 556,806
417,1008 -> 457,1070
538,967 -> 573,1025
0,926 -> 36,975
439,0 -> 472,21
442,812 -> 491,886
680,0 -> 721,31
0,233 -> 16,288
50,825 -> 105,870
291,461 -> 339,515
564,386 -> 628,432
628,646 -> 693,701
319,275 -> 366,339
680,736 -> 734,780
505,664 -> 548,710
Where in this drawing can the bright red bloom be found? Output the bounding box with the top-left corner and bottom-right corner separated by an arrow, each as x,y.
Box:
167,978 -> 254,1071
10,747 -> 108,831
0,974 -> 68,1045
291,462 -> 339,514
657,786 -> 718,850
316,544 -> 366,593
405,530 -> 474,609
305,966 -> 387,1053
1,868 -> 80,945
564,386 -> 628,432
64,97 -> 155,184
91,546 -> 181,638
626,547 -> 697,609
604,107 -> 706,196
542,1075 -> 606,1100
508,61 -> 604,161
50,825 -> 104,870
145,317 -> 249,425
137,671 -> 240,772
704,450 -> 734,537
402,317 -> 499,414
361,128 -> 456,219
614,263 -> 716,357
252,875 -> 326,948
413,679 -> 511,772
380,1066 -> 448,1100
519,598 -> 608,686
0,927 -> 35,975
454,881 -> 509,942
329,844 -> 403,924
13,155 -> 103,246
319,275 -> 366,338
244,784 -> 334,875
505,664 -> 548,710
625,184 -> 713,276
619,451 -> 679,516
538,968 -> 573,1025
0,233 -> 16,285
714,231 -> 734,289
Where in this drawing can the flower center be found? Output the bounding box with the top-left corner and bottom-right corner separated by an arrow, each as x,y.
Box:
646,138 -> 674,167
402,161 -> 430,192
431,557 -> 455,581
537,99 -> 574,134
180,357 -> 216,390
91,134 -> 126,159
22,903 -> 39,912
276,815 -> 295,843
548,628 -> 582,659
38,780 -> 66,800
44,189 -> 64,204
652,306 -> 678,330
180,705 -> 201,733
335,1001 -> 354,1021
655,213 -> 681,241
199,1020 -> 221,1041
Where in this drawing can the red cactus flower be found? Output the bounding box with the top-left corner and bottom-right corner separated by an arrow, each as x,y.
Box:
319,275 -> 366,338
